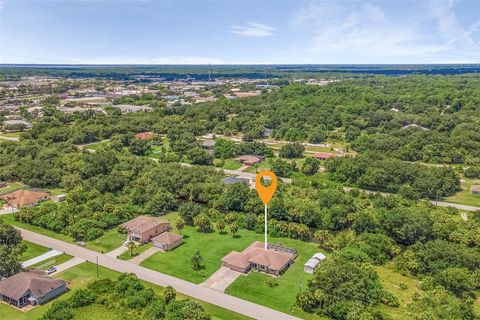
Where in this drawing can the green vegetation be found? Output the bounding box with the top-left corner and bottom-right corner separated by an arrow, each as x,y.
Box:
213,158 -> 243,170
0,182 -> 24,195
28,253 -> 73,270
84,228 -> 126,253
118,242 -> 152,260
226,240 -> 321,319
20,240 -> 49,261
446,179 -> 480,207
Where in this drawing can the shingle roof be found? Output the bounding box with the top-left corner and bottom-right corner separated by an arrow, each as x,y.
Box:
134,132 -> 154,140
121,216 -> 169,233
0,269 -> 66,300
152,232 -> 183,245
223,241 -> 294,272
313,152 -> 335,159
0,189 -> 49,208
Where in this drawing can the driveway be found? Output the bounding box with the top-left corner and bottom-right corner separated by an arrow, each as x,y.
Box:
54,257 -> 86,274
129,246 -> 161,265
22,249 -> 63,268
18,228 -> 299,320
200,266 -> 242,292
105,244 -> 128,258
0,206 -> 18,215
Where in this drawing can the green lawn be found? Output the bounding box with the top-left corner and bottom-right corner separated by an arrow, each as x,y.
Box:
243,163 -> 270,173
0,182 -> 24,195
445,179 -> 480,207
28,253 -> 73,270
20,240 -> 50,261
84,228 -> 126,253
85,141 -> 109,151
226,239 -> 322,320
374,264 -> 422,319
47,187 -> 66,196
118,241 -> 152,260
0,132 -> 22,138
214,158 -> 243,170
0,261 -> 250,320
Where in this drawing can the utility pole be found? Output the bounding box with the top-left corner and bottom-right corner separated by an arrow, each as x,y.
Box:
96,256 -> 99,278
264,205 -> 268,250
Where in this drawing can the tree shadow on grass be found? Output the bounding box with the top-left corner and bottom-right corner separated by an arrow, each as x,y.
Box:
232,235 -> 242,239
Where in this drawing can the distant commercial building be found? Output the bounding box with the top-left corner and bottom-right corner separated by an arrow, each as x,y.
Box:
111,104 -> 153,113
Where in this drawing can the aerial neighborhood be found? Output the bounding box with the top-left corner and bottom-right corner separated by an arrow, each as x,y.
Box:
1,64 -> 479,320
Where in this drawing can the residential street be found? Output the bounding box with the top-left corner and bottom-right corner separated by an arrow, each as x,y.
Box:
19,228 -> 300,320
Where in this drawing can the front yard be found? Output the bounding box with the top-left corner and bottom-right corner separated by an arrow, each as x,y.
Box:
0,262 -> 251,320
20,240 -> 50,261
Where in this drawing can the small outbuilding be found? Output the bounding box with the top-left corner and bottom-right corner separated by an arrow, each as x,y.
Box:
201,140 -> 215,150
152,232 -> 183,251
312,152 -> 335,160
304,252 -> 326,274
471,185 -> 480,195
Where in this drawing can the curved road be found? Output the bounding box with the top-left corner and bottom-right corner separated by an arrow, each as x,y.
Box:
19,228 -> 300,320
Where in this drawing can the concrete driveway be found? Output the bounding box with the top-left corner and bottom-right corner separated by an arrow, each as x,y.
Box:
200,266 -> 242,292
0,206 -> 18,215
19,227 -> 299,320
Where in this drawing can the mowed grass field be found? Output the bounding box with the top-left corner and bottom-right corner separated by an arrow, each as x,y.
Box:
20,240 -> 50,261
140,212 -> 323,319
0,182 -> 24,195
445,179 -> 480,207
0,262 -> 251,320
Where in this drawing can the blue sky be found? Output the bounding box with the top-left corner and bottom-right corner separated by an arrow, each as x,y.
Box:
0,0 -> 479,64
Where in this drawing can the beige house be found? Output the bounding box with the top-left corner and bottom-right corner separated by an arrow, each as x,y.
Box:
121,216 -> 171,243
0,190 -> 50,208
152,232 -> 183,251
222,241 -> 296,276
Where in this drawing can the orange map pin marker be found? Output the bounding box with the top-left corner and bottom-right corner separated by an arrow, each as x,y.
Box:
255,170 -> 278,206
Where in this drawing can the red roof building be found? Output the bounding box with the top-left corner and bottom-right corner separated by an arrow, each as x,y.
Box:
312,152 -> 336,160
134,132 -> 155,140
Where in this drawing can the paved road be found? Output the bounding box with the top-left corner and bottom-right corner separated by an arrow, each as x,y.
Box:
19,228 -> 299,320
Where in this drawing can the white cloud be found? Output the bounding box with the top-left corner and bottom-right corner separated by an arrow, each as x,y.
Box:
290,1 -> 480,63
228,22 -> 275,37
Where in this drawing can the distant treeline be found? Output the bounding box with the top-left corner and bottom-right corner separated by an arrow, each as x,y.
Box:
0,64 -> 479,81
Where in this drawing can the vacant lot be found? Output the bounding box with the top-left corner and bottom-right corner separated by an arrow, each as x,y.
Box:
20,240 -> 50,261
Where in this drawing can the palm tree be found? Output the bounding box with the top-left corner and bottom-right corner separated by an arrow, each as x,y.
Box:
127,241 -> 136,257
216,220 -> 225,233
191,250 -> 204,276
175,218 -> 185,234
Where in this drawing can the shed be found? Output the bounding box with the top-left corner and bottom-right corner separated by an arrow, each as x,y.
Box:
472,185 -> 480,195
304,258 -> 320,274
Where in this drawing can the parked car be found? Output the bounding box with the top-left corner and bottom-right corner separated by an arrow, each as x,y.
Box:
46,267 -> 57,275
